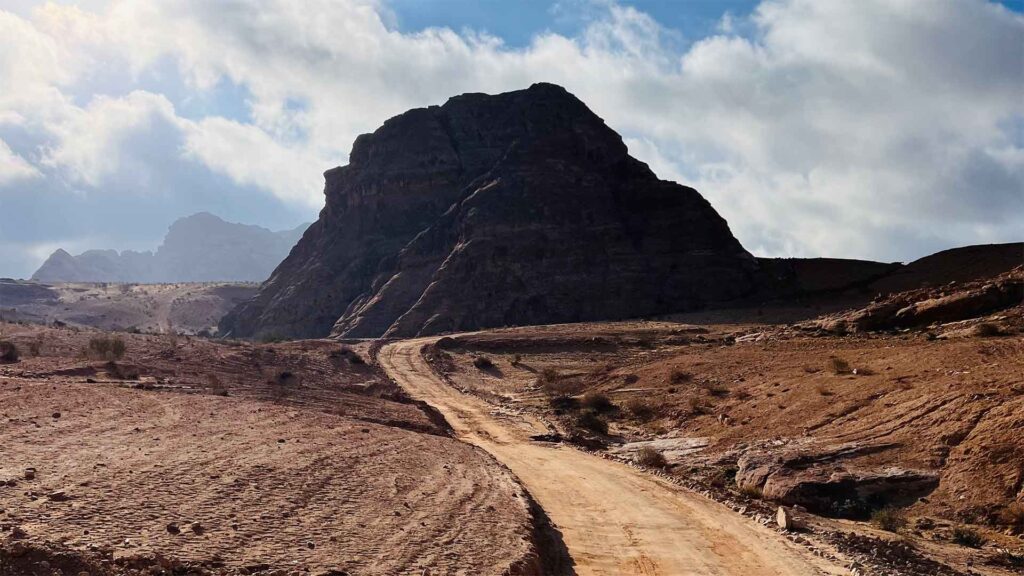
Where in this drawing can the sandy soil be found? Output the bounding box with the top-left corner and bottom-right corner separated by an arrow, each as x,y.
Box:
380,339 -> 847,576
0,323 -> 538,575
420,311 -> 1024,575
0,282 -> 257,335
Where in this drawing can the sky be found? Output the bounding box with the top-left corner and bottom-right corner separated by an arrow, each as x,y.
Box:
0,0 -> 1022,279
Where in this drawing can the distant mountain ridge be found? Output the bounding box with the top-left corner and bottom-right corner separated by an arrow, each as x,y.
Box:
31,213 -> 308,283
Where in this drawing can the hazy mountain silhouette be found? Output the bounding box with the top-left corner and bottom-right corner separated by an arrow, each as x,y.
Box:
32,213 -> 308,283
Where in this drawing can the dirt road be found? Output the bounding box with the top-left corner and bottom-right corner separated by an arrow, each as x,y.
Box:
379,339 -> 847,576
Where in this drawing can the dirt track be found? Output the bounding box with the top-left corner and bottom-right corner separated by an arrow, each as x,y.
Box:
380,339 -> 846,576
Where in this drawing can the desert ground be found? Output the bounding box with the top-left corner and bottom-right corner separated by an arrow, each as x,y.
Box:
0,281 -> 258,336
2,267 -> 1021,575
0,324 -> 542,575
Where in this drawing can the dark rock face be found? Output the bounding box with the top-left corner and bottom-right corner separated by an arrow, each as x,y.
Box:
31,213 -> 307,284
221,83 -> 757,339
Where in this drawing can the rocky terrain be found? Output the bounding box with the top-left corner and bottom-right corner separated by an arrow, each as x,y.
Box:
418,264 -> 1024,575
0,280 -> 257,335
221,83 -> 757,340
0,322 -> 547,575
32,213 -> 307,284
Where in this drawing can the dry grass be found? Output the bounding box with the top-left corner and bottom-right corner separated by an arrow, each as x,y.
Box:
635,446 -> 668,469
670,369 -> 692,384
85,336 -> 126,361
472,356 -> 495,370
999,502 -> 1024,532
623,398 -> 656,421
738,485 -> 763,499
827,356 -> 851,375
951,527 -> 986,548
871,507 -> 906,532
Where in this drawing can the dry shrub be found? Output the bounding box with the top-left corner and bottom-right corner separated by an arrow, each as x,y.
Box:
549,395 -> 579,411
580,392 -> 614,413
86,336 -> 126,360
538,368 -> 577,395
952,527 -> 986,548
0,340 -> 19,363
635,446 -> 668,469
207,374 -> 229,397
709,467 -> 737,488
27,338 -> 42,357
623,373 -> 639,385
702,382 -> 729,397
276,370 -> 299,386
972,322 -> 1002,337
472,356 -> 494,370
739,485 -> 763,499
999,502 -> 1024,532
815,383 -> 834,396
732,389 -> 752,400
871,507 -> 906,532
670,369 -> 692,384
827,356 -> 851,375
623,398 -> 655,421
106,361 -> 139,380
573,411 -> 608,435
688,397 -> 711,415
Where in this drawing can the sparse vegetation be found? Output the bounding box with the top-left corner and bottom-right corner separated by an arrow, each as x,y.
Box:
573,410 -> 608,435
998,502 -> 1024,533
86,336 -> 126,360
871,507 -> 906,532
623,398 -> 655,420
27,337 -> 43,357
670,369 -> 692,384
709,467 -> 737,488
972,322 -> 1002,337
827,356 -> 851,375
106,361 -> 139,380
688,397 -> 711,415
472,355 -> 494,370
548,395 -> 579,411
0,340 -> 20,363
635,446 -> 668,469
738,484 -> 763,499
702,381 -> 729,397
580,392 -> 614,413
815,383 -> 834,396
276,370 -> 299,386
951,527 -> 986,548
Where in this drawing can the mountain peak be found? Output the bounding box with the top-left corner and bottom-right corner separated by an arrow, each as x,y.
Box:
222,84 -> 753,340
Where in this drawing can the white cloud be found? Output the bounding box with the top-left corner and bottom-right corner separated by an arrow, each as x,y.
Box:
1,0 -> 1021,269
0,138 -> 40,184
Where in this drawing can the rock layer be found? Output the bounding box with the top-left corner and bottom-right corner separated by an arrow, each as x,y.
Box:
221,83 -> 756,339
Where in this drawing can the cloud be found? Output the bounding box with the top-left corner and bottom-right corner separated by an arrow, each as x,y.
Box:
0,139 -> 40,184
0,0 -> 1021,279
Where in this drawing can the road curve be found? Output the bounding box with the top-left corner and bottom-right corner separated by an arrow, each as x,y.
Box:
379,338 -> 846,576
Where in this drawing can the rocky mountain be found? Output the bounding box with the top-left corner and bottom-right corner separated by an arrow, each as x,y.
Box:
220,83 -> 758,339
31,213 -> 308,284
